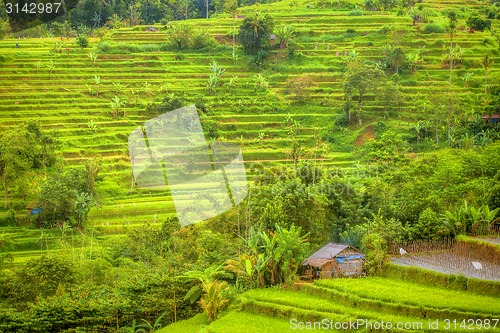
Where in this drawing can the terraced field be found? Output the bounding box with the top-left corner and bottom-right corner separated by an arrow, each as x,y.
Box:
159,277 -> 500,332
0,0 -> 499,256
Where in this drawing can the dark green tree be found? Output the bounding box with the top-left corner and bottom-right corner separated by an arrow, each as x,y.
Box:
344,65 -> 386,125
237,11 -> 274,56
0,122 -> 58,208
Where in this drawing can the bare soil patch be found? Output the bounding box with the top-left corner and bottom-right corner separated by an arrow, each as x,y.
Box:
354,125 -> 375,147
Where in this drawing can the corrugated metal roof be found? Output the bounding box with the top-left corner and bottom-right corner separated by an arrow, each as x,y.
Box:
302,242 -> 356,267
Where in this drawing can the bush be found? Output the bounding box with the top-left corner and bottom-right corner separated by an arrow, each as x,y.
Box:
75,34 -> 89,48
334,113 -> 349,127
348,8 -> 363,16
165,23 -> 216,51
96,40 -> 111,53
422,23 -> 445,33
466,14 -> 491,32
0,209 -> 16,227
192,31 -> 217,49
249,50 -> 268,68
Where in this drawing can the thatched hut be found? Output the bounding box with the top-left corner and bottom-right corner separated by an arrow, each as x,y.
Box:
302,243 -> 365,279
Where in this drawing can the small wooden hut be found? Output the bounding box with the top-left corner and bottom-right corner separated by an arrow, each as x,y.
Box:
481,114 -> 499,125
302,243 -> 365,279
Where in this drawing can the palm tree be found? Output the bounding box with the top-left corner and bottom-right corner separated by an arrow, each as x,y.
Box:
446,12 -> 458,84
224,0 -> 239,61
199,281 -> 229,322
480,54 -> 494,96
182,265 -> 231,302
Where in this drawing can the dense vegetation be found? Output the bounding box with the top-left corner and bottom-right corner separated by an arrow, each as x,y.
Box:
0,0 -> 499,331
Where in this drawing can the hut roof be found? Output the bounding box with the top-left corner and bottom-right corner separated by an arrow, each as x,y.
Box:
302,242 -> 361,267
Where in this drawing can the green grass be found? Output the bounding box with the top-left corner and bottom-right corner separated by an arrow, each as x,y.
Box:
159,313 -> 209,333
158,277 -> 500,333
315,277 -> 500,315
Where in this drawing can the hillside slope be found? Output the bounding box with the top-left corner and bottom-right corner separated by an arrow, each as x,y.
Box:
159,277 -> 500,332
0,0 -> 498,236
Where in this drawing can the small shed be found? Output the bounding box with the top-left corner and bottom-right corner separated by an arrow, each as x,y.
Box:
302,242 -> 365,279
269,34 -> 277,46
481,114 -> 499,124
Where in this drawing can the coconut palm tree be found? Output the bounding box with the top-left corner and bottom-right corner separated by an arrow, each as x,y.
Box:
199,281 -> 229,322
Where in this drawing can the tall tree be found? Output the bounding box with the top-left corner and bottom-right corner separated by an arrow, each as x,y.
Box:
238,11 -> 274,55
0,122 -> 58,208
446,10 -> 458,84
344,65 -> 386,125
224,0 -> 239,60
480,54 -> 494,96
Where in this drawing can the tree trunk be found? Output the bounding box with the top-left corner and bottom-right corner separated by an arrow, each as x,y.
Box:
435,121 -> 439,144
3,178 -> 8,209
484,70 -> 488,95
447,121 -> 451,146
232,18 -> 236,61
449,35 -> 453,84
358,94 -> 363,126
395,70 -> 399,109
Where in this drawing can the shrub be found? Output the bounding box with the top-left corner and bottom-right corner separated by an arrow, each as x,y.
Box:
348,8 -> 363,16
249,50 -> 268,68
334,113 -> 349,127
466,13 -> 491,32
192,31 -> 217,49
0,210 -> 16,227
422,23 -> 445,33
165,23 -> 216,51
286,75 -> 317,101
75,34 -> 89,48
96,40 -> 111,52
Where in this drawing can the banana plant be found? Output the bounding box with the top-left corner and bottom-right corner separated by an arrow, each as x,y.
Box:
137,311 -> 167,332
88,52 -> 97,64
110,96 -> 125,117
93,75 -> 101,97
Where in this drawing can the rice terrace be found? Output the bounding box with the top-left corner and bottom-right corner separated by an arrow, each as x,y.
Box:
0,0 -> 499,331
